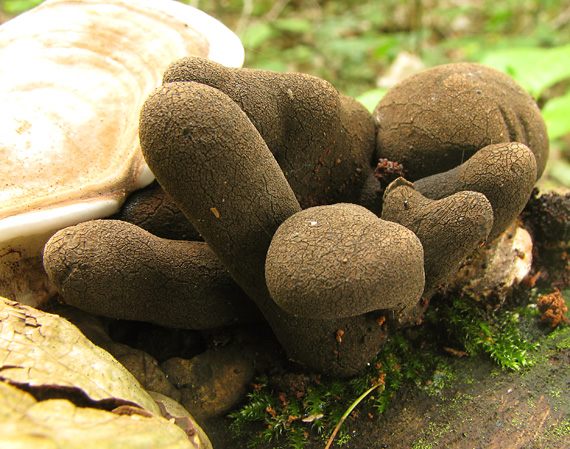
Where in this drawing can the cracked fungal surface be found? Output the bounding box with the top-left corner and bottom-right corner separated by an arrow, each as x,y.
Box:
111,181 -> 201,241
374,62 -> 549,181
41,60 -> 548,379
414,142 -> 537,242
265,203 -> 425,319
139,80 -> 393,377
382,178 -> 493,298
162,56 -> 377,209
140,80 -> 301,294
43,220 -> 257,329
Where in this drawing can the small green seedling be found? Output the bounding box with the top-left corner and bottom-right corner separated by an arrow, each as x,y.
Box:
324,379 -> 384,449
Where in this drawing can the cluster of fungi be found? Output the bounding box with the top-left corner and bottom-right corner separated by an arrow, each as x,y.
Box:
43,59 -> 548,377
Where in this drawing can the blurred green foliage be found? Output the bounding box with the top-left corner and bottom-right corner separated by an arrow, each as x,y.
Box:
2,0 -> 570,186
481,44 -> 570,99
176,0 -> 570,94
0,0 -> 41,15
179,0 -> 570,187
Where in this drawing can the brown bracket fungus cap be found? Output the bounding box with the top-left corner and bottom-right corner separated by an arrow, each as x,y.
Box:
139,81 -> 390,377
161,56 -> 376,208
265,203 -> 425,319
382,178 -> 493,298
43,219 -> 257,329
374,62 -> 549,181
414,142 -> 537,242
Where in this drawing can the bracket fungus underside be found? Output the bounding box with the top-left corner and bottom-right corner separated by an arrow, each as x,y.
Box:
43,59 -> 548,377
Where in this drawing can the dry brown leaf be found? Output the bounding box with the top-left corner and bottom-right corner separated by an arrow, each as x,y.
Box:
0,380 -> 199,449
151,391 -> 213,449
0,296 -> 159,414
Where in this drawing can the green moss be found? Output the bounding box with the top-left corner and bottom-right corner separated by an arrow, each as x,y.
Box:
435,297 -> 540,371
551,326 -> 570,350
228,293 -> 560,447
546,418 -> 570,438
228,375 -> 350,448
228,334 -> 447,448
412,422 -> 452,449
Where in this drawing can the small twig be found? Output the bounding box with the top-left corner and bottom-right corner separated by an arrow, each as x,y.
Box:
551,4 -> 570,29
324,381 -> 384,449
236,0 -> 254,36
266,0 -> 289,21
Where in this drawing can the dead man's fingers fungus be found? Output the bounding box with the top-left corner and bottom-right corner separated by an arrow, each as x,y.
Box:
139,80 -> 300,296
265,203 -> 425,319
139,81 -> 389,377
43,220 -> 256,329
413,142 -> 537,242
162,56 -> 376,208
374,62 -> 548,181
111,181 -> 201,241
382,178 -> 493,297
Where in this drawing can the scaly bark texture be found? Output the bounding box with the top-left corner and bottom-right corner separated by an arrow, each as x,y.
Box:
414,142 -> 537,241
382,178 -> 493,297
163,56 -> 377,209
112,181 -> 201,241
266,203 -> 425,319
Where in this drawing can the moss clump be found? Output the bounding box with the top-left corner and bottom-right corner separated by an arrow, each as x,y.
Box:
434,297 -> 541,371
227,291 -> 554,448
228,334 -> 447,448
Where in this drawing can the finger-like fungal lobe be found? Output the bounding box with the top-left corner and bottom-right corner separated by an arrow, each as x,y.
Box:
277,313 -> 390,378
265,203 -> 425,319
139,81 -> 390,377
162,56 -> 376,208
374,62 -> 549,181
111,181 -> 201,241
43,220 -> 257,329
140,80 -> 301,296
413,142 -> 537,242
382,178 -> 493,297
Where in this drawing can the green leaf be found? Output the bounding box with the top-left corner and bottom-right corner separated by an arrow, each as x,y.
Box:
3,0 -> 43,15
241,22 -> 276,49
356,88 -> 388,113
542,90 -> 570,140
274,17 -> 312,34
480,44 -> 570,99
